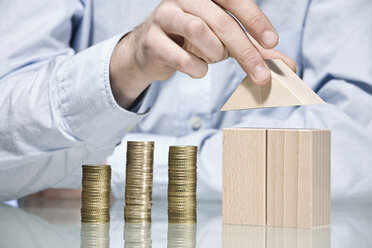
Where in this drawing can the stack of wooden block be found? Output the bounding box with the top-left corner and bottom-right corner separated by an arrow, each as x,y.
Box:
222,128 -> 331,228
221,59 -> 331,228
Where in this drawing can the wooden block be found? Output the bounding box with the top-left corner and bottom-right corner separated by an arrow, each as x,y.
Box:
266,129 -> 331,228
222,128 -> 331,228
222,128 -> 266,226
221,59 -> 324,111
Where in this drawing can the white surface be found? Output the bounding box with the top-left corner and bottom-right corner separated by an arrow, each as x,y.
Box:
0,199 -> 371,248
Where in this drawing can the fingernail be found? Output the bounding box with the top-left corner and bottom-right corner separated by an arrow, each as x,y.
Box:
262,30 -> 277,48
253,65 -> 270,82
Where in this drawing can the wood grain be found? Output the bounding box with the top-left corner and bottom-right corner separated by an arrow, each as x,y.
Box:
222,128 -> 266,225
266,129 -> 331,228
312,130 -> 331,226
222,128 -> 330,228
221,59 -> 324,111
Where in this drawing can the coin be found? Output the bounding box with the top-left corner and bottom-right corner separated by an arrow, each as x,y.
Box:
81,164 -> 111,224
125,141 -> 154,223
168,146 -> 198,224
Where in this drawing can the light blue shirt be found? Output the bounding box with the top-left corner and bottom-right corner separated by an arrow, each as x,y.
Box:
0,0 -> 371,201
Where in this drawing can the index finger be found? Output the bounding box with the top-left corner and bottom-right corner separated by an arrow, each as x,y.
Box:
215,0 -> 278,49
178,0 -> 271,84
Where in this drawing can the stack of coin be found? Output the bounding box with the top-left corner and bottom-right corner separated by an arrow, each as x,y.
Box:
124,223 -> 152,248
167,223 -> 197,248
81,165 -> 111,223
125,141 -> 154,223
168,146 -> 197,224
80,223 -> 110,248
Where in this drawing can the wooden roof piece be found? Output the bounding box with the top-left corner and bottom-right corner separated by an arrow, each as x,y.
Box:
221,59 -> 324,111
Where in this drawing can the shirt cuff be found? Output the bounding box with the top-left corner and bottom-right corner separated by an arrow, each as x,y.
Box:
56,35 -> 149,148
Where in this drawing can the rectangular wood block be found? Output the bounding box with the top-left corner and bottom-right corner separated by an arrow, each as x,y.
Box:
222,128 -> 331,228
222,128 -> 266,226
267,129 -> 331,228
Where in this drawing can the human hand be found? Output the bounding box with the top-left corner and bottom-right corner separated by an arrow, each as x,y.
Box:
110,0 -> 296,109
28,188 -> 82,199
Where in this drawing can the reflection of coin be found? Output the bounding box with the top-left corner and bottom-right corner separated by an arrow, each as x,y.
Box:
123,222 -> 153,248
125,141 -> 154,223
80,223 -> 110,248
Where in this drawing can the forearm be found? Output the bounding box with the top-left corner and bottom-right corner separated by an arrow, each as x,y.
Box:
110,32 -> 153,109
0,36 -> 146,164
0,37 -> 151,200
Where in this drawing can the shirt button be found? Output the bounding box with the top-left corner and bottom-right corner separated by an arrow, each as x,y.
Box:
125,124 -> 134,132
190,116 -> 202,130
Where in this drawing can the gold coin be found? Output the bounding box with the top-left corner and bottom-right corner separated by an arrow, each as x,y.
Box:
168,146 -> 198,224
81,164 -> 112,223
125,141 -> 154,224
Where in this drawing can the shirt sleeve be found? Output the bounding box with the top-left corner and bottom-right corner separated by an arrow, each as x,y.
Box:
0,0 -> 148,201
109,0 -> 372,201
298,0 -> 372,200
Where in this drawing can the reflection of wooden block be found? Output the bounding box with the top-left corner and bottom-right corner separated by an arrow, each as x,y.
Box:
267,129 -> 331,228
222,128 -> 266,226
222,225 -> 266,248
222,128 -> 331,228
266,226 -> 330,248
221,59 -> 324,111
222,225 -> 330,248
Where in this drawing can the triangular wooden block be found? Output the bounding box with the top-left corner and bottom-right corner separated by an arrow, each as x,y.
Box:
221,59 -> 324,111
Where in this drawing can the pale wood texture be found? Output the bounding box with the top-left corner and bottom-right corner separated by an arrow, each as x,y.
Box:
222,128 -> 330,228
222,128 -> 266,226
221,59 -> 324,111
312,131 -> 331,226
266,129 -> 331,228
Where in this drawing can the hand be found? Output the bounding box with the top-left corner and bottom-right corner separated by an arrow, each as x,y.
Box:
110,0 -> 297,109
27,188 -> 115,200
28,188 -> 82,199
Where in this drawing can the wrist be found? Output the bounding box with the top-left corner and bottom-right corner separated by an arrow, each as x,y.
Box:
109,32 -> 152,109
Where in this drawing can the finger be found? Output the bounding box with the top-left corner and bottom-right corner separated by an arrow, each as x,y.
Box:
183,40 -> 229,64
144,26 -> 209,79
155,8 -> 226,63
179,0 -> 270,84
249,35 -> 297,72
214,0 -> 278,49
261,49 -> 297,73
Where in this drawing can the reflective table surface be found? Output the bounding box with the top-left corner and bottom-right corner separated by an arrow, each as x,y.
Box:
0,199 -> 371,248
